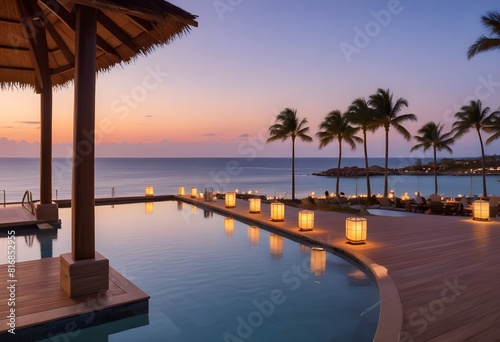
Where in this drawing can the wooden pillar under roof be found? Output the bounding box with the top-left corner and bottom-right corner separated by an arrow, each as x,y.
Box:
40,86 -> 52,204
61,4 -> 109,298
72,4 -> 97,260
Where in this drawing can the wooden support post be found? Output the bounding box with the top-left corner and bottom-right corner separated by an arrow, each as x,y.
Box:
71,5 -> 97,261
37,38 -> 58,221
61,4 -> 108,298
40,84 -> 52,204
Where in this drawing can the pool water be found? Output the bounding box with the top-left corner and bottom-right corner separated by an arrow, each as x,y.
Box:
367,208 -> 421,217
7,201 -> 380,341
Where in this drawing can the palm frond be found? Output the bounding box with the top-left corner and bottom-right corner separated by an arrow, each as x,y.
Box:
468,11 -> 500,59
467,36 -> 500,59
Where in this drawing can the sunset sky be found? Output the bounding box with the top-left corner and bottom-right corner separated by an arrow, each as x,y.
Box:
1,0 -> 500,158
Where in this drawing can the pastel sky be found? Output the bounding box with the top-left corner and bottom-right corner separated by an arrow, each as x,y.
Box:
1,0 -> 500,159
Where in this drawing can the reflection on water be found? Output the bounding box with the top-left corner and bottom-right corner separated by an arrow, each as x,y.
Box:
0,227 -> 58,259
248,225 -> 260,246
269,234 -> 283,259
311,247 -> 326,276
224,217 -> 234,236
24,234 -> 34,247
145,202 -> 154,214
347,269 -> 372,286
177,201 -> 184,211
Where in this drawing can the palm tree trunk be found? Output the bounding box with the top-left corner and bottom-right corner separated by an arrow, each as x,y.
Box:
336,140 -> 342,197
478,129 -> 487,196
433,146 -> 438,194
292,137 -> 296,201
384,126 -> 389,197
363,129 -> 371,198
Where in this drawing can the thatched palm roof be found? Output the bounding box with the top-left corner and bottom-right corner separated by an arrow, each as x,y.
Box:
0,0 -> 197,92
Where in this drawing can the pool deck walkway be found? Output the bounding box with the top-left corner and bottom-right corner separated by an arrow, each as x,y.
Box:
177,195 -> 500,342
0,205 -> 40,229
0,258 -> 149,341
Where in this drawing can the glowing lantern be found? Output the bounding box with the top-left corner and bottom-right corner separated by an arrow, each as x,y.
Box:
270,234 -> 283,259
270,202 -> 285,222
248,226 -> 260,246
145,202 -> 154,214
473,200 -> 489,221
249,198 -> 261,213
346,217 -> 367,244
298,210 -> 314,231
388,189 -> 394,199
311,247 -> 326,276
224,217 -> 234,236
178,186 -> 185,196
191,187 -> 197,198
225,192 -> 236,208
145,186 -> 154,197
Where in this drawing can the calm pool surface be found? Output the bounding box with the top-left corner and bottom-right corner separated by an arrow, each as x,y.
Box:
367,208 -> 421,217
7,201 -> 379,341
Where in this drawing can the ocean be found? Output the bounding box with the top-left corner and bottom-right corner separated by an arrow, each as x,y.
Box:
0,157 -> 498,203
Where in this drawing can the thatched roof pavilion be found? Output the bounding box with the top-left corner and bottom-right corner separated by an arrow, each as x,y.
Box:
0,0 -> 197,298
0,0 -> 197,90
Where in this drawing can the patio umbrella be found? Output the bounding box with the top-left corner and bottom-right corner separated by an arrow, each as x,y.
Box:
0,0 -> 197,206
0,0 -> 197,278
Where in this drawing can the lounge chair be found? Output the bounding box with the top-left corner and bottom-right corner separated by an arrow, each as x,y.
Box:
377,197 -> 393,209
413,196 -> 430,213
429,194 -> 444,214
333,196 -> 351,210
488,196 -> 500,217
313,198 -> 328,208
459,197 -> 473,216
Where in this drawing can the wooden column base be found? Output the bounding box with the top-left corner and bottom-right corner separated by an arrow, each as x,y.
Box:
60,252 -> 109,298
35,202 -> 59,221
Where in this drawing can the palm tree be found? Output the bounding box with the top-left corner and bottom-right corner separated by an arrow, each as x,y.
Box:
467,11 -> 500,59
267,108 -> 312,200
484,113 -> 500,144
410,122 -> 454,194
347,97 -> 379,198
453,100 -> 500,196
317,110 -> 362,197
368,88 -> 417,197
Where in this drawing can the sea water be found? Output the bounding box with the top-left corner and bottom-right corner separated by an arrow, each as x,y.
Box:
0,157 -> 498,203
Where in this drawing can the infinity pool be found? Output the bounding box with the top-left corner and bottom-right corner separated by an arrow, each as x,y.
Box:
8,201 -> 379,341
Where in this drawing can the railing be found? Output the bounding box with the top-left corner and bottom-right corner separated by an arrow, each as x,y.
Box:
22,190 -> 35,214
0,190 -> 5,207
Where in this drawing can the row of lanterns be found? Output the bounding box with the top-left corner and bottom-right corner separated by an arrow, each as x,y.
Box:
179,186 -> 492,223
222,191 -> 367,244
148,186 -> 369,242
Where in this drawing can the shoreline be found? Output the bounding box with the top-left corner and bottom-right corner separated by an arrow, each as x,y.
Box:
313,166 -> 500,178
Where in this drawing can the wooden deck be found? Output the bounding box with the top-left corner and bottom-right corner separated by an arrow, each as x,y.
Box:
0,258 -> 149,341
178,196 -> 500,342
0,205 -> 38,228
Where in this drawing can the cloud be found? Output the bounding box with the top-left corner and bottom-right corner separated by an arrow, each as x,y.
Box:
1,126 -> 14,129
145,115 -> 154,118
202,133 -> 216,136
239,133 -> 251,138
16,121 -> 40,125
